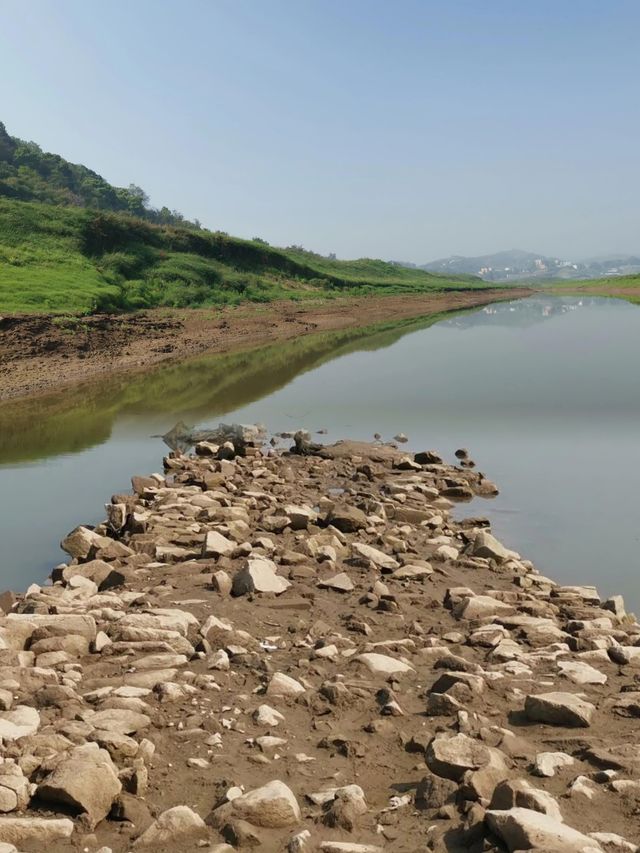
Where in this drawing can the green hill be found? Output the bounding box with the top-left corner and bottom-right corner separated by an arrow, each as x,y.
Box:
0,122 -> 488,314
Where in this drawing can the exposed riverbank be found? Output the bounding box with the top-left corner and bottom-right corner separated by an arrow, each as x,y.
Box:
0,430 -> 637,852
0,288 -> 531,401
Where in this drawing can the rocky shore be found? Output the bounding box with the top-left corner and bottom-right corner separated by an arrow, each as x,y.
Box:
0,429 -> 638,852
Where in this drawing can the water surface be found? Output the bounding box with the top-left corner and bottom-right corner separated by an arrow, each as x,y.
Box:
1,296 -> 639,611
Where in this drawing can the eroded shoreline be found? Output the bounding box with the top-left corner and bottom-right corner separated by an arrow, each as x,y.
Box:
0,431 -> 636,851
0,288 -> 532,401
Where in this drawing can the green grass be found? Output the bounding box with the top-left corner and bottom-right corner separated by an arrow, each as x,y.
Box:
0,197 -> 496,314
545,274 -> 640,306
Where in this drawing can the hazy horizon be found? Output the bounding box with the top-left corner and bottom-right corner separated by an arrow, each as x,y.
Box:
2,0 -> 638,263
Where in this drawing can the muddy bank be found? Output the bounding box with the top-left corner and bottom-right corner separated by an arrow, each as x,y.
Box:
0,430 -> 637,852
0,289 -> 531,401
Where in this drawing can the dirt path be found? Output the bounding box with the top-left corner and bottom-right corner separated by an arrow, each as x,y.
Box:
0,288 -> 532,401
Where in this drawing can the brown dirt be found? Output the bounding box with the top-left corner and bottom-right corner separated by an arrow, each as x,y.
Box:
0,289 -> 532,401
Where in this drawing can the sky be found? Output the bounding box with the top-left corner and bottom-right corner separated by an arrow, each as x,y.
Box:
1,0 -> 639,263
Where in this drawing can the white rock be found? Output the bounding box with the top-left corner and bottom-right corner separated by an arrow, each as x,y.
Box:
232,779 -> 301,828
353,653 -> 414,676
0,707 -> 40,741
532,751 -> 575,778
266,672 -> 305,697
133,805 -> 206,847
486,807 -> 602,852
253,704 -> 285,726
351,542 -> 399,571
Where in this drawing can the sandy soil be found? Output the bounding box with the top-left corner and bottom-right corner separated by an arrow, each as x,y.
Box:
0,289 -> 531,401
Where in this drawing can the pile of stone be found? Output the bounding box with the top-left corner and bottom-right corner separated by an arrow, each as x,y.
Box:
0,430 -> 637,852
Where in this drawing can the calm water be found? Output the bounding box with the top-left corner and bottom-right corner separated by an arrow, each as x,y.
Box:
1,295 -> 639,610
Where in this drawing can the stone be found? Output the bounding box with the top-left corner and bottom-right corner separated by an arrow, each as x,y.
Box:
453,595 -> 516,621
266,672 -> 306,697
203,531 -> 236,558
524,692 -> 595,728
0,706 -> 40,741
37,747 -> 122,828
325,505 -> 368,533
284,505 -> 318,530
318,572 -> 354,593
0,818 -> 74,845
485,807 -> 603,852
232,779 -> 301,828
351,543 -> 399,571
133,805 -> 206,847
489,779 -> 562,821
253,704 -> 285,726
211,570 -> 232,596
469,530 -> 513,562
426,733 -> 492,782
232,558 -> 291,596
87,708 -> 151,734
558,659 -> 607,685
319,844 -> 383,853
353,653 -> 414,676
60,525 -> 110,559
416,772 -> 458,809
532,751 -> 575,777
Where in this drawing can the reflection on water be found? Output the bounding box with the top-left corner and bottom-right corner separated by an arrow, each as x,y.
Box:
1,295 -> 640,613
0,309 -> 462,465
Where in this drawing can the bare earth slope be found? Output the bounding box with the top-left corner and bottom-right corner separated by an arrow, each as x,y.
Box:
0,289 -> 529,400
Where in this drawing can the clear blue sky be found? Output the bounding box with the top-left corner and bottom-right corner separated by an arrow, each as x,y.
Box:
1,0 -> 638,262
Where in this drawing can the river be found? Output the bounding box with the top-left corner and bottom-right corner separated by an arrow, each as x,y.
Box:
1,295 -> 639,611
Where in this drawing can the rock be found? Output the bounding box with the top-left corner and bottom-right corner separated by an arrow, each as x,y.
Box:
232,558 -> 291,596
0,818 -> 74,845
203,531 -> 236,558
232,780 -> 301,828
325,505 -> 368,533
353,653 -> 414,677
87,708 -> 151,734
453,595 -> 515,620
603,595 -> 626,618
318,572 -> 354,593
485,807 -> 603,852
38,747 -> 122,828
558,659 -> 607,685
319,844 -> 383,853
0,707 -> 39,741
524,692 -> 595,728
414,450 -> 443,465
416,772 -> 458,809
469,530 -> 513,563
60,525 -> 109,559
532,751 -> 575,778
266,672 -> 306,697
211,570 -> 232,597
426,734 -> 492,782
133,805 -> 206,847
284,505 -> 318,530
489,779 -> 562,821
254,704 -> 285,726
351,543 -> 399,571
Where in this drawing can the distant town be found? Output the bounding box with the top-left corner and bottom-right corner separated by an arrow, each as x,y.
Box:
397,249 -> 640,282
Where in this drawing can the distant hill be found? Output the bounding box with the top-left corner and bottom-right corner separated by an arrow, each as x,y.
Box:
0,121 -> 196,228
420,249 -> 640,282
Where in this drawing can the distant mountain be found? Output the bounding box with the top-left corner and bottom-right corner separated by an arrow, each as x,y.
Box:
419,250 -> 640,282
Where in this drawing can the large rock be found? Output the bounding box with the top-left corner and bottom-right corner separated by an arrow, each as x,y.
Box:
0,707 -> 40,741
486,807 -> 603,852
86,708 -> 151,734
266,672 -> 305,698
0,818 -> 74,845
524,692 -> 595,728
37,746 -> 122,828
351,543 -> 399,571
353,653 -> 414,677
469,530 -> 513,562
426,733 -> 492,782
232,780 -> 300,828
325,505 -> 368,533
232,558 -> 291,596
453,595 -> 516,621
203,531 -> 236,558
133,805 -> 206,847
60,525 -> 111,559
557,660 -> 607,685
489,779 -> 562,821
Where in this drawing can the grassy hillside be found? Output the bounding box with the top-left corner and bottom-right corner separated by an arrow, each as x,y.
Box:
546,274 -> 640,305
0,197 -> 487,314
